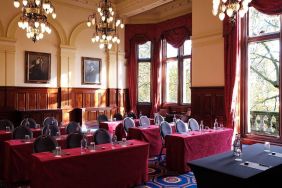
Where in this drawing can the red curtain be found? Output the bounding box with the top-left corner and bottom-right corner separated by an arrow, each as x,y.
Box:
251,0 -> 282,15
125,14 -> 192,115
224,0 -> 282,128
224,17 -> 240,128
127,35 -> 150,113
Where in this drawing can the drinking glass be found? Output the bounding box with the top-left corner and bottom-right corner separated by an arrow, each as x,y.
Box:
5,126 -> 11,132
235,148 -> 242,161
90,142 -> 96,151
55,146 -> 62,156
264,142 -> 271,152
220,123 -> 224,129
121,137 -> 127,146
25,135 -> 30,142
56,131 -> 61,137
113,118 -> 116,121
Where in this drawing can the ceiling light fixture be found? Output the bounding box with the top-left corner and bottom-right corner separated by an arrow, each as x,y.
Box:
212,0 -> 252,21
86,0 -> 124,50
13,0 -> 57,42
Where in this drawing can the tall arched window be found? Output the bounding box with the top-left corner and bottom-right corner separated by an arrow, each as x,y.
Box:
242,7 -> 281,142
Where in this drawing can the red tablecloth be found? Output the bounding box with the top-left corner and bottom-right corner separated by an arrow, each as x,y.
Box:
0,131 -> 12,179
128,125 -> 162,157
127,124 -> 176,157
30,140 -> 149,188
165,128 -> 233,173
1,134 -> 93,183
0,130 -> 12,142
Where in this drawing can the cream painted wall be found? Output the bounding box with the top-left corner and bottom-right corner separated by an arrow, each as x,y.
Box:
15,27 -> 59,87
192,0 -> 224,87
74,29 -> 107,88
0,0 -> 126,89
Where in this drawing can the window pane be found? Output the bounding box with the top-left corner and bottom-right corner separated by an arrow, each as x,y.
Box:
138,62 -> 151,102
166,43 -> 178,58
138,41 -> 151,59
248,40 -> 280,137
166,60 -> 178,103
249,7 -> 280,37
183,58 -> 191,103
184,40 -> 192,56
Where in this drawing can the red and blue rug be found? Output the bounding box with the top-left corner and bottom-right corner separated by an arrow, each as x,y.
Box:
136,158 -> 197,188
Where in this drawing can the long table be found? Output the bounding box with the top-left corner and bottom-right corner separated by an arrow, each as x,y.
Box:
127,124 -> 176,157
1,134 -> 93,184
189,143 -> 282,188
30,140 -> 149,188
165,128 -> 233,173
99,119 -> 154,141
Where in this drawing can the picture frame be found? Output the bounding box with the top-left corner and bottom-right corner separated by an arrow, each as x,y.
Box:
25,51 -> 51,83
82,57 -> 101,85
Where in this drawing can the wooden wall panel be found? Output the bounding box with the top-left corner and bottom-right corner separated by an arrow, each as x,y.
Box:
27,93 -> 37,110
17,93 -> 26,110
0,87 -> 6,107
0,87 -> 128,124
38,93 -> 48,109
191,87 -> 225,127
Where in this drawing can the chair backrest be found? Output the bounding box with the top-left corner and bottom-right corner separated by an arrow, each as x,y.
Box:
13,125 -> 33,139
180,115 -> 189,123
188,118 -> 200,131
154,114 -> 164,125
66,121 -> 81,134
66,132 -> 83,148
127,112 -> 137,119
176,120 -> 187,133
33,135 -> 58,153
43,117 -> 58,127
113,113 -> 123,121
20,118 -> 37,129
0,119 -> 14,131
160,121 -> 172,139
123,117 -> 135,133
93,128 -> 111,145
139,116 -> 150,127
97,114 -> 108,123
42,124 -> 59,136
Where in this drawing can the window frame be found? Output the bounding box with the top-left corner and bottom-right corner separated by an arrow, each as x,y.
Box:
241,8 -> 282,144
162,39 -> 192,105
136,41 -> 153,104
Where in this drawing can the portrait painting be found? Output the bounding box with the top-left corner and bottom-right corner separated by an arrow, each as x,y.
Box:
82,57 -> 101,84
25,51 -> 51,83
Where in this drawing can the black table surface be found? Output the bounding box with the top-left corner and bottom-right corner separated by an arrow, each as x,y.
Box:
188,143 -> 282,179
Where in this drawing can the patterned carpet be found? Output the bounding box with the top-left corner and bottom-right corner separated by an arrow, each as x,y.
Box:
135,158 -> 197,188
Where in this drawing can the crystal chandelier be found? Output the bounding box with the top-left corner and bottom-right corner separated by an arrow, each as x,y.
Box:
13,0 -> 57,42
212,0 -> 252,21
86,0 -> 124,50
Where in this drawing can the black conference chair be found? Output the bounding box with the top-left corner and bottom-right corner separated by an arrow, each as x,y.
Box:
154,114 -> 164,125
127,112 -> 137,119
123,117 -> 135,133
42,124 -> 59,136
93,128 -> 111,145
12,125 -> 33,139
139,116 -> 150,127
66,121 -> 81,134
20,118 -> 37,129
113,113 -> 123,121
97,114 -> 108,123
43,117 -> 59,127
188,118 -> 200,131
33,135 -> 58,153
158,121 -> 172,161
176,120 -> 188,134
0,119 -> 14,131
66,132 -> 83,148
